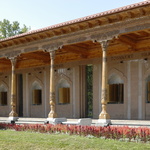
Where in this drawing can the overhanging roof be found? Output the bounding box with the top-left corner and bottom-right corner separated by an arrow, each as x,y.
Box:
0,0 -> 150,49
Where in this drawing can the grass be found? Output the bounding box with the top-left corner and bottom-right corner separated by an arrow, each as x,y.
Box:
0,130 -> 150,150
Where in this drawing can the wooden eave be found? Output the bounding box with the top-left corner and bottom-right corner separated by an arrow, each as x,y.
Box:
0,2 -> 150,49
0,1 -> 150,71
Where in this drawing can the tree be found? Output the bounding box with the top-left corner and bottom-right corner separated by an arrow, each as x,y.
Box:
0,19 -> 30,39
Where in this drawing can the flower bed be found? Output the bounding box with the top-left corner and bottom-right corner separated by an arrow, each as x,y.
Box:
0,123 -> 149,143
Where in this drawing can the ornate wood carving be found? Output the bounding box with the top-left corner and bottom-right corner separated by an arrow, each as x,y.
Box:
48,50 -> 57,118
5,50 -> 21,59
42,42 -> 63,52
9,57 -> 18,118
99,39 -> 110,120
91,30 -> 119,42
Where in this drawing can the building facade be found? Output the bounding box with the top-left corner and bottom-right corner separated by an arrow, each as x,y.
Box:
0,1 -> 150,121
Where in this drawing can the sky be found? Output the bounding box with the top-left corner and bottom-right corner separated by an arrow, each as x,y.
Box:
0,0 -> 144,31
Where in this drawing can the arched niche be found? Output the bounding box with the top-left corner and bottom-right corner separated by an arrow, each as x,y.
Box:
108,73 -> 124,84
0,84 -> 8,106
58,79 -> 70,88
31,81 -> 42,105
108,68 -> 126,84
32,81 -> 42,90
0,84 -> 7,92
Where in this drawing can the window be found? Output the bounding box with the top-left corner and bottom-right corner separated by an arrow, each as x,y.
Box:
0,92 -> 7,105
32,89 -> 42,105
57,79 -> 70,104
59,88 -> 70,104
32,81 -> 42,105
108,84 -> 124,104
0,84 -> 8,106
147,82 -> 150,103
108,73 -> 124,104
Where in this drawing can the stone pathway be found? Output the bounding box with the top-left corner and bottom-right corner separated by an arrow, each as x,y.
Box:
0,117 -> 150,127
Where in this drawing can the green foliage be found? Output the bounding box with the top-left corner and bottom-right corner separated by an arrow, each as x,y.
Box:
86,65 -> 93,117
0,19 -> 30,39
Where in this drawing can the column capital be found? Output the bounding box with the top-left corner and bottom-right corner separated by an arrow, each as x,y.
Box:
5,50 -> 21,59
49,50 -> 56,60
99,40 -> 111,52
9,57 -> 17,67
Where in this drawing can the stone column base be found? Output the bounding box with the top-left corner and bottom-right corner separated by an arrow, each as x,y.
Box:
96,119 -> 112,127
46,118 -> 67,125
8,117 -> 18,123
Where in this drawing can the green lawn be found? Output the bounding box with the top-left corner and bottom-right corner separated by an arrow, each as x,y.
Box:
0,130 -> 149,150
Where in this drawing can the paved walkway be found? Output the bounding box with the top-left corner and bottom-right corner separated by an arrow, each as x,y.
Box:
0,117 -> 150,127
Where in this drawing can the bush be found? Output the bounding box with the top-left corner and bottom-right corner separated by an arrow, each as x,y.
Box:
0,123 -> 149,143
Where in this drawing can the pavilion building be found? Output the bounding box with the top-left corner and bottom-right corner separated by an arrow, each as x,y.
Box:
0,1 -> 150,123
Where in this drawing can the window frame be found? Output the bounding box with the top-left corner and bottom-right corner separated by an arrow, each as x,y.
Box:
147,81 -> 150,103
58,87 -> 70,104
32,89 -> 42,105
0,91 -> 7,106
108,83 -> 124,104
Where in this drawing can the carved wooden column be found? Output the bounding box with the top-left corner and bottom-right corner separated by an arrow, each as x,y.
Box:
43,43 -> 67,124
48,51 -> 57,118
98,40 -> 111,125
9,57 -> 18,121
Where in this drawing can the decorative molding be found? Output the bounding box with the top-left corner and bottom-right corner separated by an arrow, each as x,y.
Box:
108,68 -> 127,82
125,23 -> 150,33
55,68 -> 73,80
30,77 -> 44,87
0,16 -> 149,56
0,80 -> 9,90
42,42 -> 63,52
5,50 -> 21,59
109,54 -> 134,62
33,67 -> 45,72
108,50 -> 150,62
24,47 -> 39,53
91,30 -> 119,42
55,73 -> 72,86
67,37 -> 87,44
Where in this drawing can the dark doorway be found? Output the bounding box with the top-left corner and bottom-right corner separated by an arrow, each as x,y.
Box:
17,74 -> 23,117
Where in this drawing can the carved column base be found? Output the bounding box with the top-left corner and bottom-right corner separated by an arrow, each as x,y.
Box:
48,112 -> 57,118
9,111 -> 18,118
8,116 -> 18,121
97,111 -> 111,126
99,112 -> 110,119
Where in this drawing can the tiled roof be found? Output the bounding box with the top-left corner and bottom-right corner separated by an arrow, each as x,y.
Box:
0,0 -> 150,42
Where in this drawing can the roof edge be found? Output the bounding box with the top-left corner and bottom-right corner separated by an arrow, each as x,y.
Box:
0,0 -> 150,42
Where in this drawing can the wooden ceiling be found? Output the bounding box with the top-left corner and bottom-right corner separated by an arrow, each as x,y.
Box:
0,27 -> 150,71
